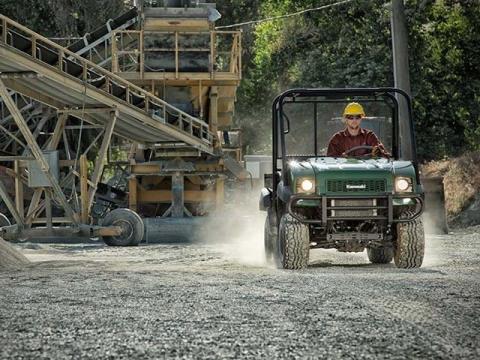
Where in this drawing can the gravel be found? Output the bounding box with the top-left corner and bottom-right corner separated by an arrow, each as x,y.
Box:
0,226 -> 479,359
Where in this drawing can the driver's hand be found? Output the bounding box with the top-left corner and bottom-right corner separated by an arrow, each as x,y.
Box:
371,145 -> 381,157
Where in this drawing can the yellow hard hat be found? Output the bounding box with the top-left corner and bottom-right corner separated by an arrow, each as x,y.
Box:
343,102 -> 365,117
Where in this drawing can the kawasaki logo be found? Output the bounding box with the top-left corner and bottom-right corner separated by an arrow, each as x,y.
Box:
346,184 -> 367,190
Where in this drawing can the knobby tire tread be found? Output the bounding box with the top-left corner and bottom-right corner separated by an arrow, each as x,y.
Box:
394,210 -> 425,269
280,214 -> 309,270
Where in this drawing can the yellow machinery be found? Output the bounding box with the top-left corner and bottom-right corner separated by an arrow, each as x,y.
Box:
0,0 -> 247,244
118,1 -> 243,221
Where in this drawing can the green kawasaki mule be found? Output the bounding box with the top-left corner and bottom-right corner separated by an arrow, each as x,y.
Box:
260,88 -> 425,270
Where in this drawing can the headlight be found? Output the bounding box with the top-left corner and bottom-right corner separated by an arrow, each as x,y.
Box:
395,177 -> 413,192
296,178 -> 315,193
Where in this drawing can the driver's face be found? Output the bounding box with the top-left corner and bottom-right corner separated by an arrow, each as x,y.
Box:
344,114 -> 363,130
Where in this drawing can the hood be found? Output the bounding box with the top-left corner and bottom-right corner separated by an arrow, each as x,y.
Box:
306,157 -> 412,173
287,157 -> 418,194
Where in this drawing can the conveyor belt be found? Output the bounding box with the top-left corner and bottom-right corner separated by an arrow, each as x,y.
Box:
0,14 -> 214,154
68,8 -> 138,56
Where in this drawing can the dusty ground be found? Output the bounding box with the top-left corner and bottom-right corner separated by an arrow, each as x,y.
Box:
0,223 -> 479,359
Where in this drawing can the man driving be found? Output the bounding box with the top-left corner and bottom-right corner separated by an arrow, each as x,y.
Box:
327,102 -> 389,158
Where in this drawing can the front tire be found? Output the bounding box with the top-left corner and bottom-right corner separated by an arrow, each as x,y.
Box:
394,211 -> 425,268
101,208 -> 144,246
278,213 -> 310,270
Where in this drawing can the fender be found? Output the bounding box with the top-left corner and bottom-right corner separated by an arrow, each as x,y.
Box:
277,181 -> 292,204
259,188 -> 272,211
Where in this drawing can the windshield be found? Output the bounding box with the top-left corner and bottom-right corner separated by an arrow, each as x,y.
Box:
279,95 -> 396,158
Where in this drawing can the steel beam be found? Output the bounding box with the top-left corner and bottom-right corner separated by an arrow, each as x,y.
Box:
59,107 -> 116,115
80,155 -> 89,224
2,80 -> 64,110
87,109 -> 118,213
0,71 -> 41,79
0,48 -> 214,153
26,189 -> 43,225
0,123 -> 27,148
0,79 -> 79,226
14,160 -> 24,222
0,178 -> 24,226
45,113 -> 67,151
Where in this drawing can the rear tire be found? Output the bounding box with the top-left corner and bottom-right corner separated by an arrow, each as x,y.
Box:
264,211 -> 277,263
101,208 -> 144,246
394,211 -> 425,268
367,246 -> 394,264
278,213 -> 309,270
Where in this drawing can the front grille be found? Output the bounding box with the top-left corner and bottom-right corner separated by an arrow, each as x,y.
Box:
327,179 -> 386,193
331,199 -> 377,217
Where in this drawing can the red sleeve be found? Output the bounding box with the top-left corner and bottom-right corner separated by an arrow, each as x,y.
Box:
365,131 -> 381,146
366,131 -> 390,157
327,134 -> 343,157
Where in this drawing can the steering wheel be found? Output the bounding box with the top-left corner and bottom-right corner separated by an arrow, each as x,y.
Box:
344,145 -> 375,158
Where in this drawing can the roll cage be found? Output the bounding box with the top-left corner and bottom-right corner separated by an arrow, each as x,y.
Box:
271,88 -> 420,194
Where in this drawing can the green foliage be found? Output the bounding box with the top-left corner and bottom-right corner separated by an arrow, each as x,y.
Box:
0,0 -> 129,37
0,0 -> 57,36
229,0 -> 480,160
408,0 -> 480,159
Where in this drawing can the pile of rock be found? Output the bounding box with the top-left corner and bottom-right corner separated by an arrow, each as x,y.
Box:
0,238 -> 30,270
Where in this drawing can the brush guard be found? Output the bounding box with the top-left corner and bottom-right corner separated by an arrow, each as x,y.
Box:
287,194 -> 423,225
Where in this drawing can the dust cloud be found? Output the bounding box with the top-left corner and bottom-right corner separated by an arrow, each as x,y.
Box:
199,188 -> 268,267
422,212 -> 446,267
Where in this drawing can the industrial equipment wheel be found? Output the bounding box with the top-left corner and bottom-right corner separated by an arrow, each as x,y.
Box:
264,211 -> 277,263
0,213 -> 11,228
101,208 -> 144,246
278,213 -> 310,270
394,211 -> 425,268
367,246 -> 394,264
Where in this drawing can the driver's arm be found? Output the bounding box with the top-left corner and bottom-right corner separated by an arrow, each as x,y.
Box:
327,134 -> 344,157
366,132 -> 390,157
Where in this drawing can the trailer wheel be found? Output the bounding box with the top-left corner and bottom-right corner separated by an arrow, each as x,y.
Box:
0,213 -> 11,228
278,213 -> 309,270
264,211 -> 277,263
101,208 -> 144,246
394,211 -> 425,269
367,246 -> 394,264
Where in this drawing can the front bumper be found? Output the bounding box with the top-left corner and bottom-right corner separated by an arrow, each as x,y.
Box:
287,193 -> 424,224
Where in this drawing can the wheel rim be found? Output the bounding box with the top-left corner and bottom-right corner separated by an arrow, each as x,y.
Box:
111,219 -> 134,242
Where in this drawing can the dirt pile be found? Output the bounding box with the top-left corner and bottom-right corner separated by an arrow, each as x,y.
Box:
0,238 -> 30,270
422,151 -> 480,226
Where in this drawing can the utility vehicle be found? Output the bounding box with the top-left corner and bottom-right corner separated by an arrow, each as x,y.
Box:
260,88 -> 424,269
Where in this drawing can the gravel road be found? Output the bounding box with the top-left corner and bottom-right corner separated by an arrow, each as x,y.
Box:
0,221 -> 479,359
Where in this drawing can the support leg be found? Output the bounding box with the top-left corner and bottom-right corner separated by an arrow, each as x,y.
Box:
171,172 -> 184,218
129,177 -> 138,213
80,154 -> 89,224
14,160 -> 24,222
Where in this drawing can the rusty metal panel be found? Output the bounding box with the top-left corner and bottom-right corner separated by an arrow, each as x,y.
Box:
27,150 -> 59,188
